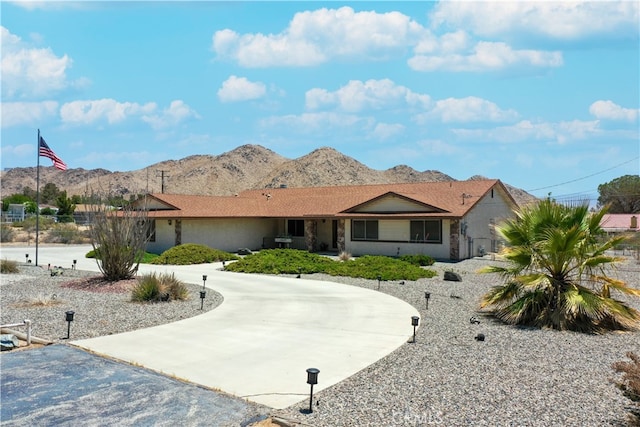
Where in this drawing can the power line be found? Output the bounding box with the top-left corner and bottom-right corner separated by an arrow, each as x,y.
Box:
526,157 -> 639,193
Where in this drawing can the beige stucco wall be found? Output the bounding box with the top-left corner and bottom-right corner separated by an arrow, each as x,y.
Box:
344,219 -> 452,259
147,218 -> 279,254
458,188 -> 515,258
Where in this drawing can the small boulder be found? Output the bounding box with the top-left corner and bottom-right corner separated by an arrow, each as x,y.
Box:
444,271 -> 462,281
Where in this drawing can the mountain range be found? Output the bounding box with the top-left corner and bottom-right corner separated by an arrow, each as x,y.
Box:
1,145 -> 538,206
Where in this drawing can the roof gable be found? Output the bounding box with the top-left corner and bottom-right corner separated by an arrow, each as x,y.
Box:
343,192 -> 447,214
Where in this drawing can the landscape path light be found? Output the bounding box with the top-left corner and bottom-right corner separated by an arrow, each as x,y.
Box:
306,368 -> 320,414
72,259 -> 77,270
425,291 -> 431,310
202,275 -> 207,290
25,253 -> 29,263
377,275 -> 382,290
199,290 -> 206,310
410,316 -> 419,343
64,310 -> 75,339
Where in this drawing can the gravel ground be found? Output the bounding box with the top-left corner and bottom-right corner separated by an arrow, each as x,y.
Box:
2,256 -> 639,427
0,265 -> 223,343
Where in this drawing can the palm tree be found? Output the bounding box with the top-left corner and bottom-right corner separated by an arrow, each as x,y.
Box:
480,199 -> 640,333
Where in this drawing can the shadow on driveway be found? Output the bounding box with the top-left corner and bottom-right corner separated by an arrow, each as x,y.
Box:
1,345 -> 270,426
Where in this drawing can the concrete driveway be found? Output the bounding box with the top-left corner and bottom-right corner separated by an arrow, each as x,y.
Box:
1,245 -> 419,409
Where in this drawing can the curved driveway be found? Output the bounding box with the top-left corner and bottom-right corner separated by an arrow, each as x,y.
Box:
1,245 -> 418,409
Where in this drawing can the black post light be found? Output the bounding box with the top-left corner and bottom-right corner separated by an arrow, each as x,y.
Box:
410,316 -> 419,343
65,310 -> 75,339
306,368 -> 320,414
72,259 -> 77,270
25,253 -> 29,263
377,275 -> 382,290
202,274 -> 207,290
425,292 -> 431,310
199,290 -> 206,310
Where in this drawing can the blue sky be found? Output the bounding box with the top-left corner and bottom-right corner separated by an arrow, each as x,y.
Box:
1,1 -> 638,204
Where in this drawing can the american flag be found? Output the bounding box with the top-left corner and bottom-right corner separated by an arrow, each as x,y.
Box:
39,137 -> 67,171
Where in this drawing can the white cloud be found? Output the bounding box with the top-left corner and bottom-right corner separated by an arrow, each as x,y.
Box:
217,76 -> 267,102
260,112 -> 366,132
1,143 -> 33,161
1,101 -> 58,128
409,41 -> 562,72
60,99 -> 156,125
142,100 -> 200,130
372,123 -> 405,140
1,26 -> 86,99
589,100 -> 638,121
212,6 -> 425,67
417,96 -> 518,123
430,1 -> 639,39
306,79 -> 430,113
451,119 -> 600,144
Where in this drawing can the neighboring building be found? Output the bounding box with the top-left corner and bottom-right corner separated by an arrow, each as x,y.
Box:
601,214 -> 639,235
136,179 -> 518,261
4,204 -> 26,222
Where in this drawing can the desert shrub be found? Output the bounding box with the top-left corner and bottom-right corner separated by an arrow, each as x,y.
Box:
150,243 -> 239,265
326,255 -> 437,281
43,223 -> 85,244
1,225 -> 14,242
225,249 -> 436,280
1,259 -> 19,274
131,272 -> 189,302
225,249 -> 333,274
612,352 -> 640,426
131,274 -> 162,302
338,251 -> 352,261
399,254 -> 435,266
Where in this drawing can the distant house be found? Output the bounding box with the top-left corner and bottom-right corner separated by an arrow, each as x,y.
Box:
601,214 -> 639,235
136,179 -> 518,261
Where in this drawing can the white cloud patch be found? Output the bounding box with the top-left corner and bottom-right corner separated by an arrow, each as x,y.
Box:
430,1 -> 639,39
306,79 -> 430,113
260,112 -> 366,132
452,119 -> 601,144
372,123 -> 405,140
1,26 -> 86,99
212,6 -> 425,67
418,96 -> 518,123
142,100 -> 200,130
409,41 -> 562,72
60,99 -> 157,125
217,76 -> 267,102
1,101 -> 58,128
589,100 -> 638,122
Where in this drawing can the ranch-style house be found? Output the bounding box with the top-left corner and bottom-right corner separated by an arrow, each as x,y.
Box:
138,179 -> 519,261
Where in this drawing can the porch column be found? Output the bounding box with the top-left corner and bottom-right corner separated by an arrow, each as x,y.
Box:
337,219 -> 345,254
304,220 -> 317,252
449,219 -> 460,261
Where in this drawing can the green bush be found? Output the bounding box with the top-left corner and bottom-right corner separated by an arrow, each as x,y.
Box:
225,249 -> 436,280
87,248 -> 158,263
399,254 -> 435,266
131,272 -> 189,302
226,249 -> 334,274
150,243 -> 239,265
131,274 -> 162,302
1,259 -> 19,274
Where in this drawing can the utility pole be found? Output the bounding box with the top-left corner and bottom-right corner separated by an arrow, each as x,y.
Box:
156,170 -> 169,194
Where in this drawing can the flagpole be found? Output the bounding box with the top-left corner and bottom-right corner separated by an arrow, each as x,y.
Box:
36,129 -> 41,267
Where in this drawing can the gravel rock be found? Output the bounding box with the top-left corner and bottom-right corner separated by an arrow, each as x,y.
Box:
274,256 -> 640,427
2,256 -> 639,426
1,264 -> 222,343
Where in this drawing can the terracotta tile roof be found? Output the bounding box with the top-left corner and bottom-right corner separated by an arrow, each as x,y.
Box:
144,179 -> 517,219
601,214 -> 639,231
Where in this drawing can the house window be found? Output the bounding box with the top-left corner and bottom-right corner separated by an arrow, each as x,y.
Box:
352,220 -> 378,240
287,219 -> 305,237
410,220 -> 441,243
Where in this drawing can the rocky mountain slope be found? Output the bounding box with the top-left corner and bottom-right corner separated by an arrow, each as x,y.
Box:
1,144 -> 538,206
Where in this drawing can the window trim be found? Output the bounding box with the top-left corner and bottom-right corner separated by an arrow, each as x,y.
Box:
351,219 -> 379,241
